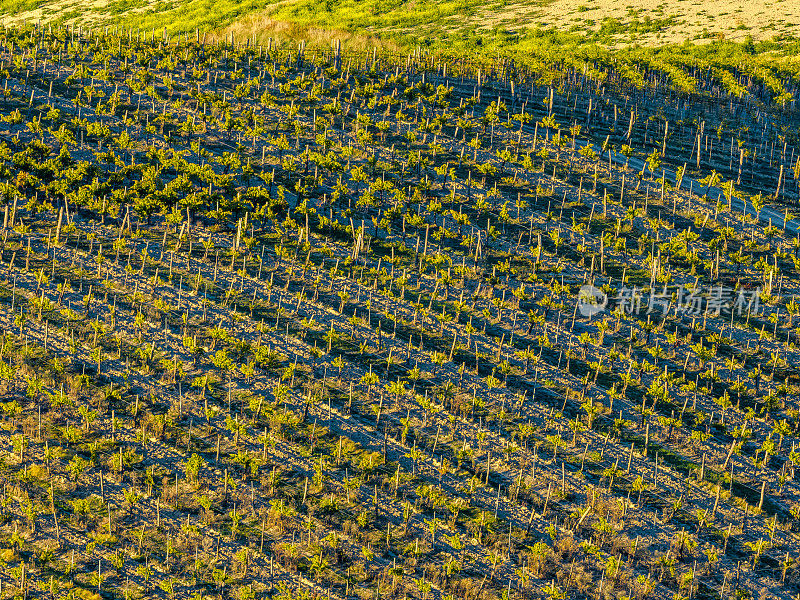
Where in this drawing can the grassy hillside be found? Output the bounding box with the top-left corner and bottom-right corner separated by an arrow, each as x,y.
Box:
3,0 -> 800,55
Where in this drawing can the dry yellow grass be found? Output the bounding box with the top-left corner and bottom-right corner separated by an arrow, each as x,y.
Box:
534,0 -> 800,45
209,14 -> 403,52
464,0 -> 800,46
